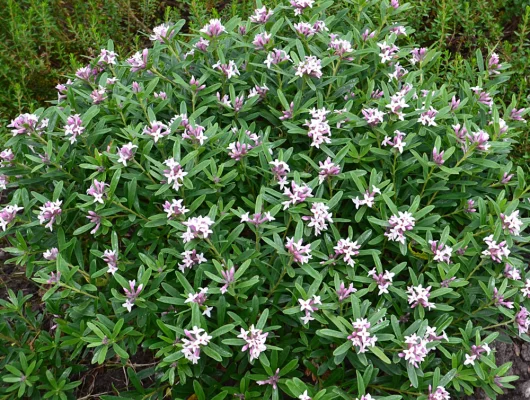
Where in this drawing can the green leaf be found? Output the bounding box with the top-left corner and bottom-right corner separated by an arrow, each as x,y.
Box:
193,380 -> 206,400
370,346 -> 391,364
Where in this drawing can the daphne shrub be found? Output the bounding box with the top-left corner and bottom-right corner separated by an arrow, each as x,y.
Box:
1,0 -> 529,399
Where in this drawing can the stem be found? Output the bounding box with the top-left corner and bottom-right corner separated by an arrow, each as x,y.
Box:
267,258 -> 292,299
368,384 -> 421,396
133,159 -> 157,184
466,259 -> 485,281
111,201 -> 148,221
205,238 -> 225,265
58,282 -> 99,299
419,166 -> 435,198
326,59 -> 342,97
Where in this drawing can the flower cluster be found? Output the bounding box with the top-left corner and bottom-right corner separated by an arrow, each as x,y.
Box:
163,158 -> 188,190
482,235 -> 510,263
368,269 -> 395,295
352,186 -> 381,209
429,240 -> 453,264
303,202 -> 332,235
285,237 -> 312,264
122,280 -> 143,312
181,326 -> 212,364
182,216 -> 214,243
464,344 -> 491,366
38,200 -> 62,231
298,295 -> 321,324
333,238 -> 361,267
238,324 -> 268,361
407,285 -> 435,310
347,319 -> 377,353
384,211 -> 416,244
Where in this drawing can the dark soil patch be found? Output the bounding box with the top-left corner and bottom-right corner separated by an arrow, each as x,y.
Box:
74,349 -> 157,399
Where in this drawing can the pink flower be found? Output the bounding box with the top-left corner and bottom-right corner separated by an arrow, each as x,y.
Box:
410,47 -> 427,64
482,235 -> 510,263
8,113 -> 48,136
493,287 -> 514,309
181,326 -> 212,364
504,263 -> 521,280
450,95 -> 461,110
282,181 -> 313,209
220,266 -> 235,293
257,368 -> 280,389
238,325 -> 268,361
184,287 -> 209,310
143,121 -> 170,143
429,240 -> 453,263
116,142 -> 137,166
163,158 -> 188,190
303,202 -> 332,235
334,238 -> 360,267
0,204 -> 23,231
241,211 -> 274,226
432,147 -> 445,165
418,107 -> 438,126
194,37 -> 210,52
294,22 -> 316,37
352,186 -> 381,209
305,107 -> 331,148
182,216 -> 214,243
290,0 -> 314,15
500,210 -> 523,236
127,49 -> 149,72
329,35 -> 353,57
38,200 -> 62,231
200,19 -> 226,37
102,250 -> 118,275
318,157 -> 341,184
122,280 -> 143,312
362,108 -> 385,126
295,56 -> 322,79
488,52 -> 501,75
384,211 -> 415,244
516,307 -> 530,335
189,76 -> 206,92
86,211 -> 102,234
407,285 -> 435,310
337,282 -> 356,302
464,344 -> 491,366
285,237 -> 312,264
378,41 -> 399,64
362,29 -> 376,41
98,48 -> 118,65
212,60 -> 240,79
164,199 -> 189,219
270,159 -> 290,189
510,107 -> 526,121
43,248 -> 59,261
87,179 -> 108,204
298,295 -> 321,324
253,32 -> 271,49
248,84 -> 269,100
368,269 -> 395,295
250,6 -> 273,23
150,23 -> 175,42
348,318 -> 377,353
47,271 -> 61,285
264,48 -> 291,69
178,250 -> 207,273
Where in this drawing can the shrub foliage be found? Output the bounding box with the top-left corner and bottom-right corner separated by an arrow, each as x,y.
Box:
0,0 -> 529,399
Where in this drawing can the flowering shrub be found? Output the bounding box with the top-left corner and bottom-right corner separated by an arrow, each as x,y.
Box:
1,0 -> 530,399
